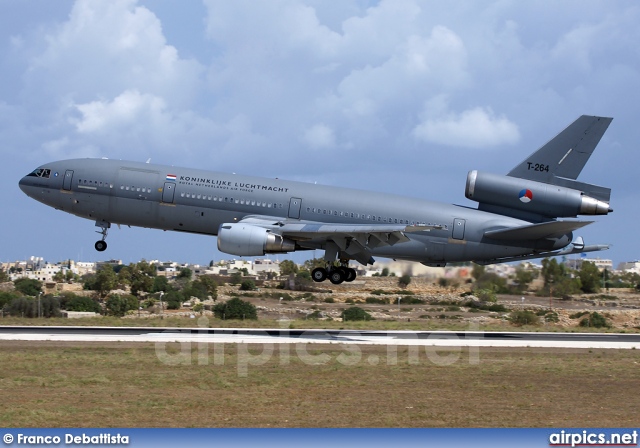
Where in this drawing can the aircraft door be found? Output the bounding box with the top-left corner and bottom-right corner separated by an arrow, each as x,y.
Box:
452,218 -> 466,240
63,170 -> 74,191
288,197 -> 302,219
162,182 -> 176,203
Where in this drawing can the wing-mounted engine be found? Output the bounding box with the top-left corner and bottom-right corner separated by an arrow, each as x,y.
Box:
217,223 -> 296,256
465,170 -> 612,219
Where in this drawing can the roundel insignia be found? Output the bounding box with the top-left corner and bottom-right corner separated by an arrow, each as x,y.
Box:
519,189 -> 533,203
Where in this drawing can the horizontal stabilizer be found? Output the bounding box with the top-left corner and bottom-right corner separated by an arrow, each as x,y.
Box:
484,220 -> 593,241
474,242 -> 609,265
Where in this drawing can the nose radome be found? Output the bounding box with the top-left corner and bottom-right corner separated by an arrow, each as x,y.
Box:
18,175 -> 29,194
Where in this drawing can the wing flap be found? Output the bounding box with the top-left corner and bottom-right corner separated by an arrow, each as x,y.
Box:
237,216 -> 438,264
484,220 -> 593,241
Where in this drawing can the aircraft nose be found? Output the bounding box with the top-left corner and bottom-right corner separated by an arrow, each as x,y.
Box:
18,175 -> 29,194
18,173 -> 37,196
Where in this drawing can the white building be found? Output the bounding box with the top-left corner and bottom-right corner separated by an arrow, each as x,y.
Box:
617,261 -> 640,273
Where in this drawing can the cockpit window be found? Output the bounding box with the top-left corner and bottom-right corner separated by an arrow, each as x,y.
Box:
28,168 -> 51,179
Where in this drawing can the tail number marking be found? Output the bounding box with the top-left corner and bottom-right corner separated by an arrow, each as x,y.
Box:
526,162 -> 549,172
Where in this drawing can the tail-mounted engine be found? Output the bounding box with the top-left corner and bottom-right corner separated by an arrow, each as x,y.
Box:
465,170 -> 612,219
217,223 -> 296,256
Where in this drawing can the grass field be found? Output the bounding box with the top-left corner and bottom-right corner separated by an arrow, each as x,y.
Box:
0,341 -> 638,427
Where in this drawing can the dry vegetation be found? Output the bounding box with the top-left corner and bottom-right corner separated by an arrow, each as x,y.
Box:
0,341 -> 638,427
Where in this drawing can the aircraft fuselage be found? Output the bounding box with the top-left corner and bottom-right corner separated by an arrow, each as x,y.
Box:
18,158 -> 568,265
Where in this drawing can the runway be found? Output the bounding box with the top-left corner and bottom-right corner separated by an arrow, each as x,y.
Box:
0,326 -> 638,349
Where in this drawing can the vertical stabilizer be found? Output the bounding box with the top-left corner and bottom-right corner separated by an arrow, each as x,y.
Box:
507,115 -> 612,182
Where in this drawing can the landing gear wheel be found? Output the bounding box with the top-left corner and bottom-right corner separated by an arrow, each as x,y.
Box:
95,240 -> 107,252
311,267 -> 327,282
344,268 -> 357,282
329,269 -> 345,285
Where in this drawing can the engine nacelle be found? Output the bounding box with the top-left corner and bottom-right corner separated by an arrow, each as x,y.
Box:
465,170 -> 611,218
217,223 -> 296,256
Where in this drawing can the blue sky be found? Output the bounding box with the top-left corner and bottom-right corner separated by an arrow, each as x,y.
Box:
2,0 -> 640,267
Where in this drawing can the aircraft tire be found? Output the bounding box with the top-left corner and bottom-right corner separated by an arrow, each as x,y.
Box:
345,268 -> 357,282
328,269 -> 344,285
95,240 -> 107,252
311,267 -> 327,282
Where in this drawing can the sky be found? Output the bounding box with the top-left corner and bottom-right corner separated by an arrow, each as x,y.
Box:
2,0 -> 640,268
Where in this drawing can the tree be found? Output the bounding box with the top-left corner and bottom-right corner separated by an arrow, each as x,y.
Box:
164,290 -> 185,309
193,276 -> 218,301
230,272 -> 242,285
279,260 -> 298,276
513,265 -> 536,292
509,310 -> 540,326
471,264 -> 486,281
117,265 -> 133,287
64,295 -> 101,313
303,258 -> 326,271
65,270 -> 77,283
106,294 -> 139,317
240,280 -> 256,291
381,267 -> 390,277
398,274 -> 411,288
473,272 -> 508,294
178,268 -> 192,279
128,262 -> 155,297
13,277 -> 42,297
92,265 -> 117,298
13,278 -> 43,296
6,296 -> 60,318
579,311 -> 610,328
342,306 -> 373,321
0,291 -> 20,309
541,258 -> 565,285
213,297 -> 257,320
0,268 -> 9,283
183,281 -> 208,300
578,261 -> 601,294
539,258 -> 580,298
152,276 -> 170,293
52,270 -> 65,283
6,297 -> 37,317
42,295 -> 62,317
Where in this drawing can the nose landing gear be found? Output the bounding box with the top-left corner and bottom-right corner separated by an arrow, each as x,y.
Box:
94,220 -> 110,252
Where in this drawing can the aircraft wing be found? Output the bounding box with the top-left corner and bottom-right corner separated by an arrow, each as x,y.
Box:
483,220 -> 593,241
239,216 -> 440,265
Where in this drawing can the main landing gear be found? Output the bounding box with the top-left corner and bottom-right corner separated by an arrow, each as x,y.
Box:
94,220 -> 110,252
311,263 -> 357,285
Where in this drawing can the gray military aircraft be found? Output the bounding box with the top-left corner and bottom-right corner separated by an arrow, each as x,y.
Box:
19,115 -> 613,284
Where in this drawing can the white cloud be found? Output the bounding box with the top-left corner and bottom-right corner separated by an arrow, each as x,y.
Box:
302,123 -> 335,149
26,0 -> 204,108
72,90 -> 167,134
412,107 -> 520,148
